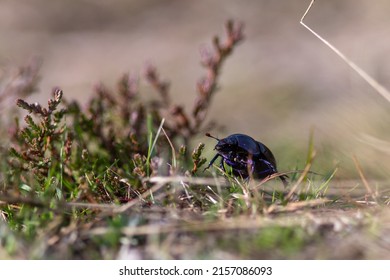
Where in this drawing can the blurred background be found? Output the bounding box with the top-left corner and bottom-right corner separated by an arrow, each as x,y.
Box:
1,0 -> 390,179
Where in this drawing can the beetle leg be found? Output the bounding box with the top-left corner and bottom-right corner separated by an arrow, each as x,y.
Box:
263,159 -> 277,173
204,154 -> 220,171
279,175 -> 289,187
254,159 -> 277,176
220,159 -> 226,173
255,159 -> 289,187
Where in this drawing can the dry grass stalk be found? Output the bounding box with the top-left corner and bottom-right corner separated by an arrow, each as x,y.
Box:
352,155 -> 378,203
265,198 -> 331,214
301,0 -> 390,103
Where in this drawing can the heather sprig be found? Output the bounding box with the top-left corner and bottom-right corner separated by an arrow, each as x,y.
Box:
4,20 -> 245,208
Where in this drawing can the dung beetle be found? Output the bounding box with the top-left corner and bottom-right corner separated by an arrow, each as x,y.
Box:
205,133 -> 288,186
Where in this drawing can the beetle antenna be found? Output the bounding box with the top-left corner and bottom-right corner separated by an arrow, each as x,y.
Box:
205,133 -> 220,141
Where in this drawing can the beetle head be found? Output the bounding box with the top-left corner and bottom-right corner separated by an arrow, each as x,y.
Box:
206,133 -> 237,152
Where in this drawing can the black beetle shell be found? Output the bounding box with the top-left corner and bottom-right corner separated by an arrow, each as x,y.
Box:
206,133 -> 287,186
216,133 -> 277,169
